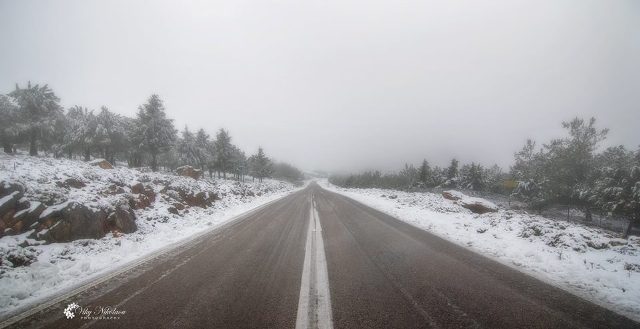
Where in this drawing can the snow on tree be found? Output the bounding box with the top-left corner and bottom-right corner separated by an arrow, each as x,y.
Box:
214,128 -> 233,179
194,128 -> 210,170
0,95 -> 19,153
94,106 -> 127,164
9,82 -> 63,156
178,126 -> 198,166
442,158 -> 459,187
132,94 -> 177,171
249,147 -> 272,182
64,106 -> 98,161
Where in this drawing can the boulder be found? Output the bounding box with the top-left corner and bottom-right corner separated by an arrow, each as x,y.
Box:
173,203 -> 185,211
442,190 -> 463,201
103,184 -> 126,195
442,190 -> 498,214
0,191 -> 23,222
129,183 -> 156,210
106,206 -> 137,233
182,191 -> 217,208
9,202 -> 45,234
34,202 -> 108,242
459,200 -> 498,214
175,165 -> 202,180
56,178 -> 86,189
89,158 -> 114,169
168,206 -> 179,215
0,181 -> 25,197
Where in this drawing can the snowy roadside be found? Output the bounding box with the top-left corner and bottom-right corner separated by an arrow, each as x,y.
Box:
0,154 -> 303,318
318,180 -> 640,321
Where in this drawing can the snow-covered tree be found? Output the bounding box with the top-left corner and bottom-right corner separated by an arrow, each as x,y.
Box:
177,126 -> 198,166
132,95 -> 177,171
63,106 -> 98,161
460,162 -> 485,191
0,95 -> 19,153
94,106 -> 127,164
194,128 -> 210,170
249,147 -> 272,182
9,82 -> 63,156
418,159 -> 432,187
214,128 -> 233,178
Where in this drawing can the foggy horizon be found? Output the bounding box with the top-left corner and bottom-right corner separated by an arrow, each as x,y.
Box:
1,0 -> 638,173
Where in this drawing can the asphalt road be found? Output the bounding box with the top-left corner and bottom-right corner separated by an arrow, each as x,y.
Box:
4,183 -> 637,329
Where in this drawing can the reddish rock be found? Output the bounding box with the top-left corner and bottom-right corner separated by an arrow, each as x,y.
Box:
89,158 -> 114,169
175,165 -> 202,180
173,203 -> 185,211
442,191 -> 463,201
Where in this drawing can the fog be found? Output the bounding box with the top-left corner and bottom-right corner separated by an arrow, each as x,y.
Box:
1,0 -> 638,173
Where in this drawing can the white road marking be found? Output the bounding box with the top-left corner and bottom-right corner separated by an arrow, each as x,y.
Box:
295,195 -> 334,329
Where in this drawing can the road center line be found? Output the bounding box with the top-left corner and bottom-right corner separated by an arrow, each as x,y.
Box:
295,195 -> 334,329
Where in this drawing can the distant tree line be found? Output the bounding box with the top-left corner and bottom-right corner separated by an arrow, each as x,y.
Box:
330,118 -> 640,235
0,82 -> 304,183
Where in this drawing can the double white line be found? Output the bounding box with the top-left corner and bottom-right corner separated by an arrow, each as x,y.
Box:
295,195 -> 334,329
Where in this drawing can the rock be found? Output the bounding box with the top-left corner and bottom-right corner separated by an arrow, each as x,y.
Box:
175,165 -> 202,180
129,183 -> 156,210
0,181 -> 25,197
166,187 -> 217,209
442,190 -> 498,214
56,178 -> 86,189
130,182 -> 144,194
88,158 -> 114,169
458,198 -> 498,214
0,191 -> 23,220
103,184 -> 125,195
168,206 -> 179,215
173,203 -> 185,211
442,190 -> 463,201
106,206 -> 137,233
34,202 -> 108,242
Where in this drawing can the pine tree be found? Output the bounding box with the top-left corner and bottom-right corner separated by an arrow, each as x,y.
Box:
250,147 -> 272,182
214,129 -> 232,179
9,82 -> 63,156
0,95 -> 19,153
94,106 -> 127,164
444,158 -> 459,187
418,159 -> 432,187
178,126 -> 198,166
64,106 -> 98,160
194,128 -> 210,170
133,95 -> 177,171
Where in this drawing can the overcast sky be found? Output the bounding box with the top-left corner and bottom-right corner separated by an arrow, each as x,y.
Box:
0,0 -> 638,173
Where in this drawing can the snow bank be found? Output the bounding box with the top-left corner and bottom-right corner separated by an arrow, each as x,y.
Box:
319,180 -> 640,321
0,154 -> 299,317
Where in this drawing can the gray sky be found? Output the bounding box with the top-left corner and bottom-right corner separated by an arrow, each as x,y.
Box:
1,0 -> 638,173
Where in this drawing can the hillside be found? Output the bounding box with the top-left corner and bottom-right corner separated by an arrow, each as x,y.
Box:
0,154 -> 298,316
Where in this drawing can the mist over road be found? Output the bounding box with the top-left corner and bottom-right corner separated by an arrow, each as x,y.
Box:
5,183 -> 637,329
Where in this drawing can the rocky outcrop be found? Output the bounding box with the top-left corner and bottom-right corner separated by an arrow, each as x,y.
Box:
459,200 -> 498,214
175,166 -> 202,180
442,190 -> 498,214
88,158 -> 114,169
56,178 -> 86,189
129,183 -> 156,210
106,206 -> 137,233
31,202 -> 138,242
442,190 -> 463,201
34,202 -> 108,242
0,182 -> 27,237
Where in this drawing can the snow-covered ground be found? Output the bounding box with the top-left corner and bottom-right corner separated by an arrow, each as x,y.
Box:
319,180 -> 640,321
0,154 -> 301,318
